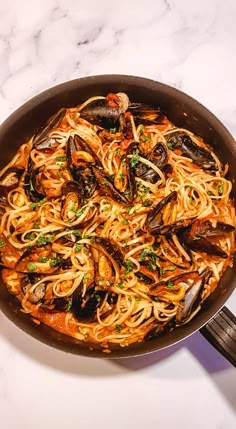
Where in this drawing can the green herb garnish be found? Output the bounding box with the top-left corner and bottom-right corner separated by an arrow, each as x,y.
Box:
115,324 -> 122,333
27,262 -> 37,271
217,182 -> 224,194
0,240 -> 5,248
167,282 -> 174,289
72,230 -> 82,237
56,156 -> 67,161
140,135 -> 151,143
75,243 -> 83,252
161,265 -> 176,275
49,255 -> 61,267
83,273 -> 90,283
38,256 -> 48,263
124,260 -> 134,275
36,234 -> 55,247
117,281 -> 123,289
66,301 -> 72,312
30,199 -> 46,209
130,149 -> 140,168
110,128 -> 117,134
56,162 -> 66,169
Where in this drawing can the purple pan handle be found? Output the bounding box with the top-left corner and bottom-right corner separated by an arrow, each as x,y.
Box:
200,306 -> 236,367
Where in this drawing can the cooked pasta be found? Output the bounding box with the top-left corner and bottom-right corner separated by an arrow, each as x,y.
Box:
0,92 -> 235,349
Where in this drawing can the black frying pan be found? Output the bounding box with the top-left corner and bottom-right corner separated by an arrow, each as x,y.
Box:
0,75 -> 235,363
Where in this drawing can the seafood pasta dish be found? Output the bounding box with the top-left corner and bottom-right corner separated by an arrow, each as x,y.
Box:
0,92 -> 235,349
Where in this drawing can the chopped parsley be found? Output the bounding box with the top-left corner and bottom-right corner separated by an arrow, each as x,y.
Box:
139,247 -> 154,261
101,205 -> 111,212
49,255 -> 61,267
167,282 -> 174,289
140,135 -> 151,143
126,207 -> 132,213
33,221 -> 39,229
117,281 -> 123,289
161,265 -> 176,275
72,230 -> 82,237
114,150 -> 122,157
95,294 -> 101,302
124,259 -> 134,275
115,324 -> 122,333
130,150 -> 140,168
83,273 -> 90,283
110,128 -> 117,134
66,301 -> 72,312
36,234 -> 55,247
56,156 -> 67,161
217,182 -> 224,194
84,332 -> 89,339
38,256 -> 48,263
75,243 -> 83,252
135,296 -> 141,301
207,190 -> 213,196
75,207 -> 86,218
139,125 -> 145,133
27,262 -> 37,271
30,199 -> 46,209
25,233 -> 37,241
139,247 -> 159,271
56,161 -> 66,169
122,217 -> 129,225
0,240 -> 5,248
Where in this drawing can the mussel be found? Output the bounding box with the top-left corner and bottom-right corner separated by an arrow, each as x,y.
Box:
179,219 -> 235,259
61,180 -> 84,222
92,166 -> 130,205
176,268 -> 212,324
127,142 -> 169,184
72,283 -> 118,321
24,158 -> 45,202
66,135 -> 97,198
33,108 -> 66,148
146,191 -> 177,232
15,244 -> 62,274
79,93 -> 129,130
0,167 -> 24,202
166,132 -> 218,171
129,103 -> 166,126
95,237 -> 124,267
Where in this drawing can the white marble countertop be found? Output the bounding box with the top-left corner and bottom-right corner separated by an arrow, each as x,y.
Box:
0,1 -> 235,428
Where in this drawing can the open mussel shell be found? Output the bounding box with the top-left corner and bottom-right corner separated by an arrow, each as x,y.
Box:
146,191 -> 177,231
0,167 -> 24,201
167,132 -> 218,172
33,108 -> 66,147
71,284 -> 109,322
129,103 -> 166,126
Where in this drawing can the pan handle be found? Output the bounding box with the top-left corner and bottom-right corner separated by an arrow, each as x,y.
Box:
200,306 -> 236,367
